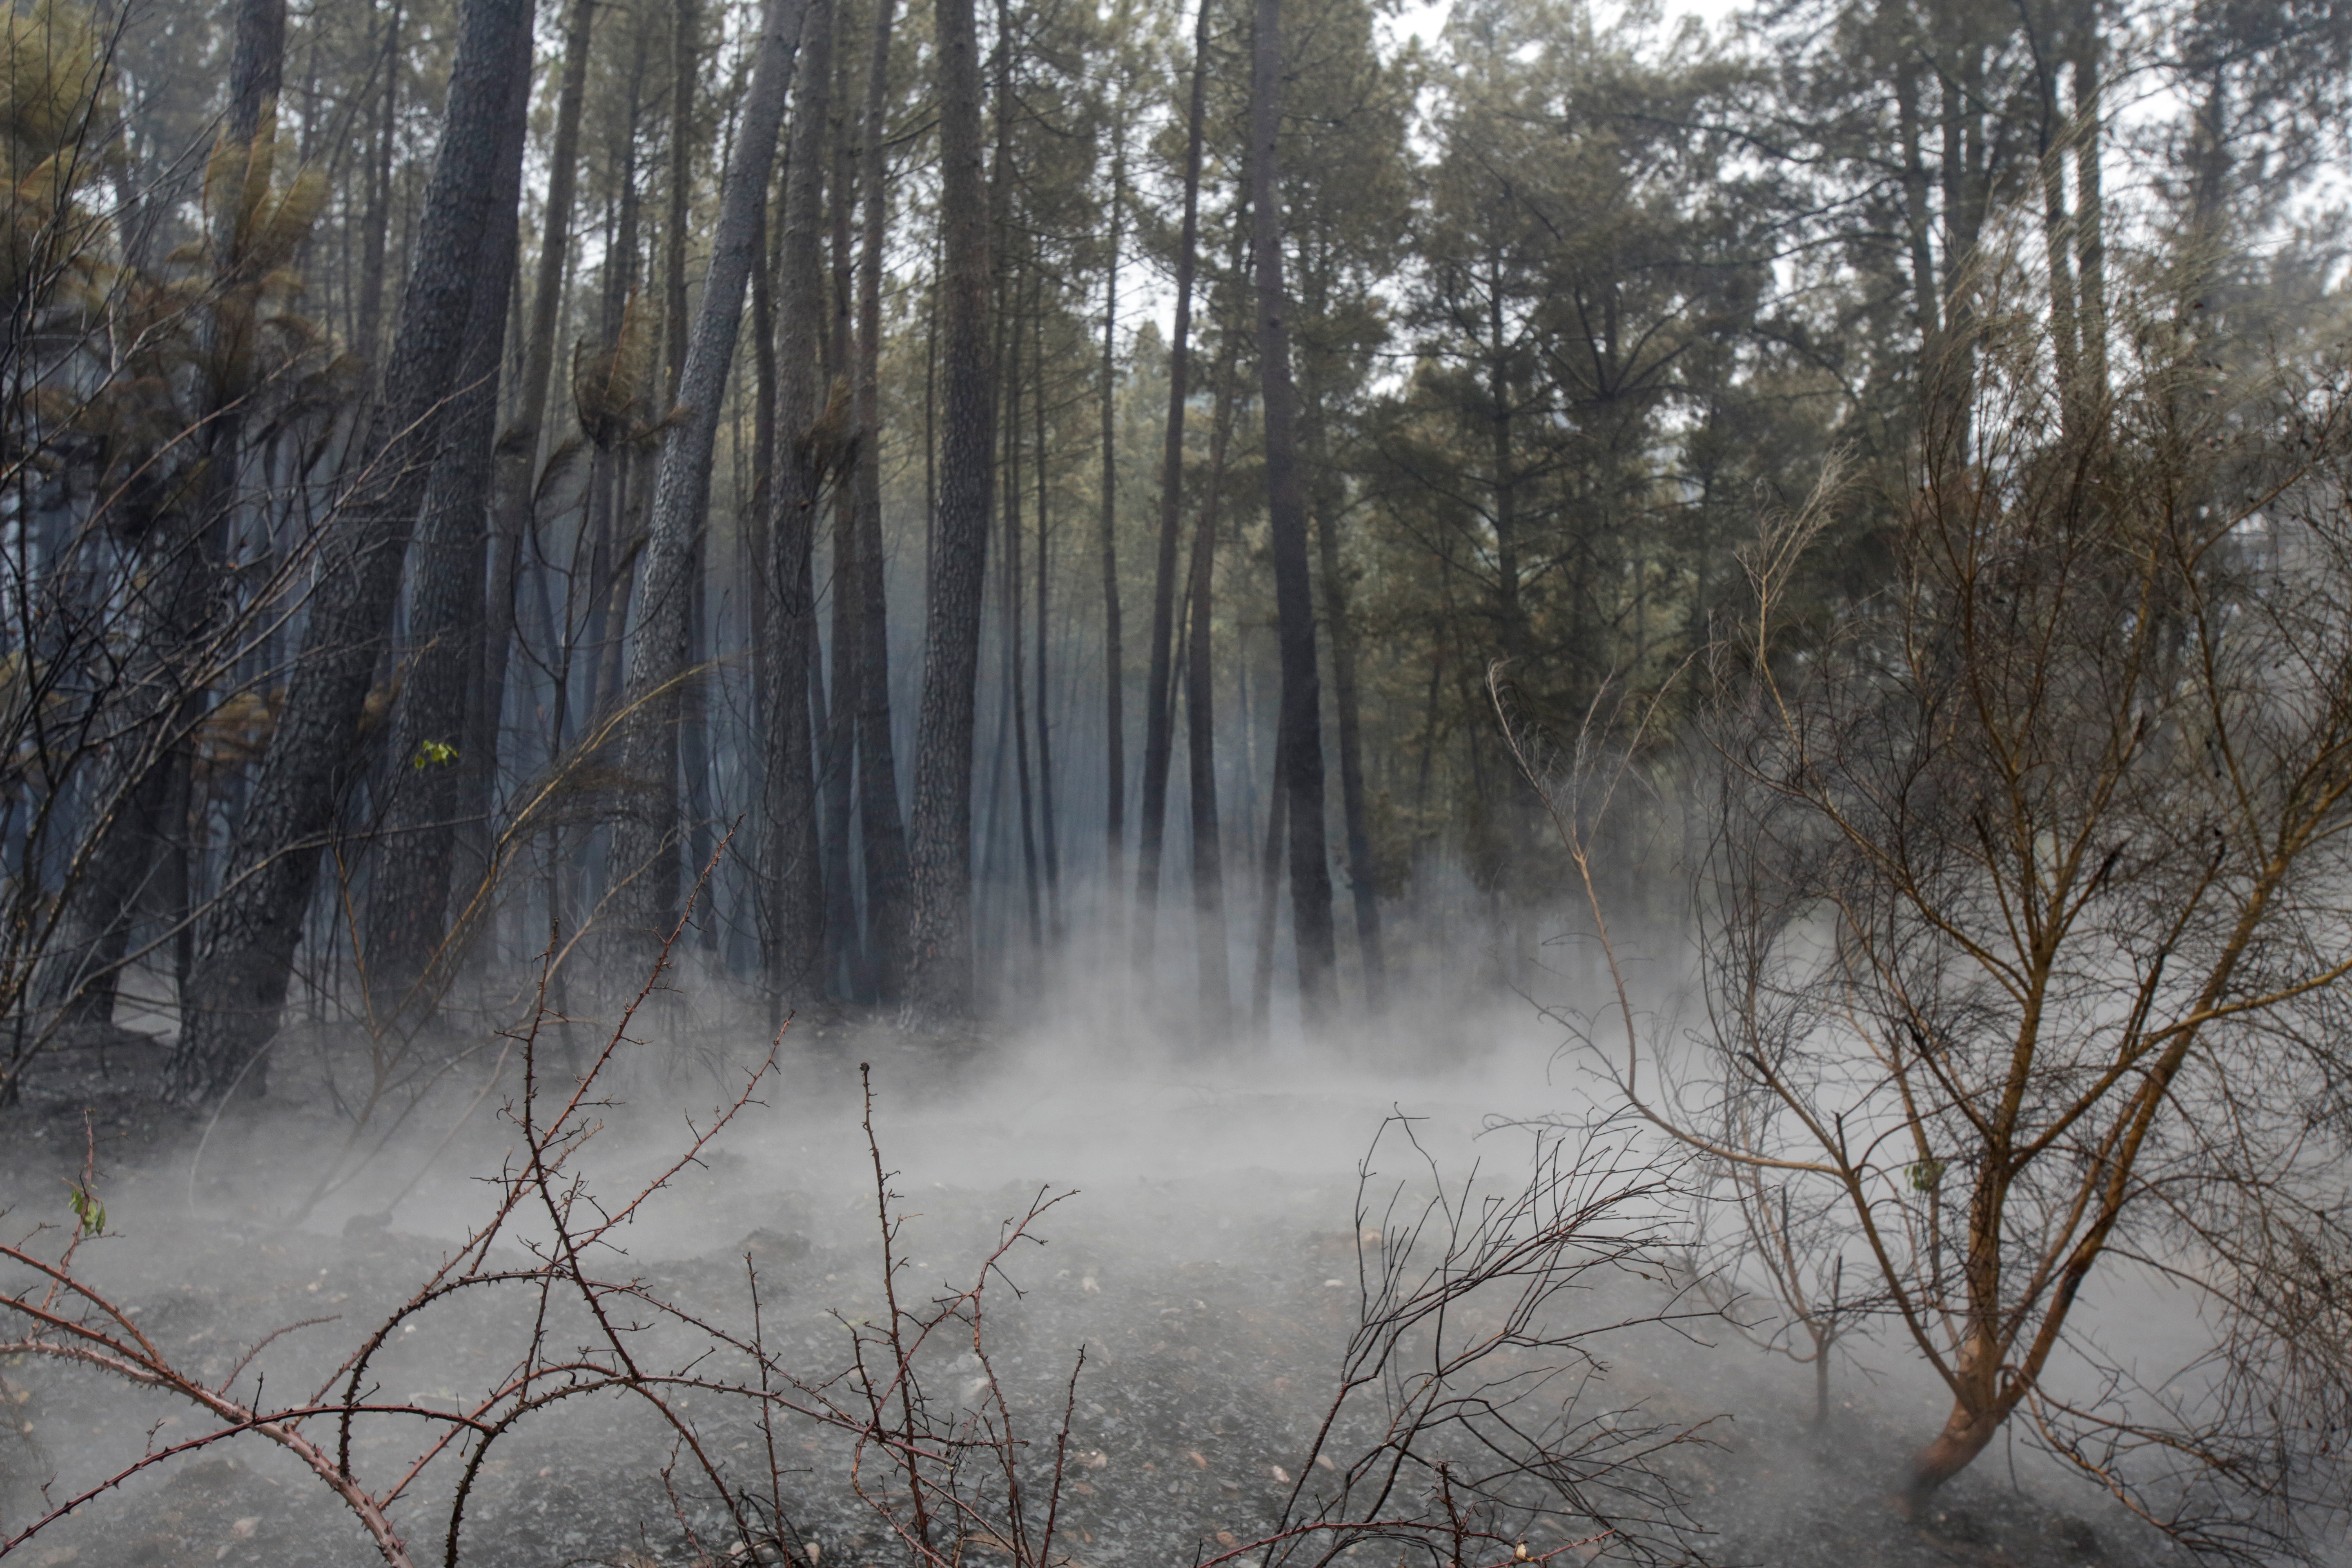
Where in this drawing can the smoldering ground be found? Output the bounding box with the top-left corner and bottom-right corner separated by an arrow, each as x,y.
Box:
0,978 -> 2214,1568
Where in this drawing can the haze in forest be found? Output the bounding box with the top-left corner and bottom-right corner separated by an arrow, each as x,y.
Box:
4,0 -> 2352,1561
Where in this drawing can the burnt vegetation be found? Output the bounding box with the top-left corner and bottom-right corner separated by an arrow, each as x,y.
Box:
2,0 -> 2352,1557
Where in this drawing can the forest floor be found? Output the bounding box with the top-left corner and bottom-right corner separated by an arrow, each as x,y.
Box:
0,1016 -> 2174,1568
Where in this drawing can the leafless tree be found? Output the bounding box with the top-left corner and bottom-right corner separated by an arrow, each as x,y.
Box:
1518,241 -> 2352,1557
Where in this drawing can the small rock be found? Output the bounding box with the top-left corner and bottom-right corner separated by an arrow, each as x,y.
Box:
739,1229 -> 810,1263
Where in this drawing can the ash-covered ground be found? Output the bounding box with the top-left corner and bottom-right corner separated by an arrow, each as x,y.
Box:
0,1004 -> 2175,1568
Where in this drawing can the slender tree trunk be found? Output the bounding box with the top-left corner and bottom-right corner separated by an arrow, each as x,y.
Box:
607,0 -> 810,970
663,0 -> 720,946
473,0 -> 595,954
760,0 -> 835,1007
356,0 -> 403,371
1307,430 -> 1381,1002
1133,0 -> 1213,972
1034,305 -> 1060,941
852,0 -> 907,999
663,0 -> 698,401
901,0 -> 995,1025
1096,87 -> 1128,941
1183,334 -> 1237,1043
1004,293 -> 1041,953
174,0 -> 537,1101
364,154 -> 522,1027
1896,59 -> 1940,395
2070,20 -> 2106,399
1250,726 -> 1285,1040
822,30 -> 865,995
1249,0 -> 1335,1021
749,197 -> 780,977
38,0 -> 290,1040
2033,13 -> 2081,434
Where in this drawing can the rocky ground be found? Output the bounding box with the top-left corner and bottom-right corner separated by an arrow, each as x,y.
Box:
0,1018 -> 2177,1568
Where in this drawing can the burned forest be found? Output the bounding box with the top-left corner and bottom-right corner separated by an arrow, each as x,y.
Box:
5,0 -> 2352,1562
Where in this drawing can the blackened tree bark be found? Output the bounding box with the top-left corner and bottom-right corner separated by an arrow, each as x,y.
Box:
1096,82 -> 1129,938
1033,308 -> 1060,938
1306,415 -> 1383,1001
1002,293 -> 1041,949
900,0 -> 994,1025
1184,337 -> 1240,1040
1250,725 -> 1286,1038
355,0 -> 402,370
1185,334 -> 1242,1044
663,0 -> 720,938
37,0 -> 290,1038
363,117 -> 524,1029
662,0 -> 699,401
853,0 -> 910,999
1131,0 -> 1212,971
607,0 -> 811,972
174,0 -> 539,1101
822,33 -> 864,993
1250,0 -> 1336,1020
758,0 -> 835,1007
470,0 -> 595,950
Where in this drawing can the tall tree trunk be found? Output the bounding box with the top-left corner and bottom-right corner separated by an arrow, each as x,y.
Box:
1306,413 -> 1382,1002
36,0 -> 290,1041
1004,291 -> 1041,953
1033,305 -> 1060,941
1096,84 -> 1128,942
606,0 -> 810,972
663,0 -> 698,401
663,0 -> 720,947
471,0 -> 595,964
822,32 -> 865,994
1250,726 -> 1285,1039
748,196 -> 780,978
852,0 -> 909,999
356,0 -> 403,371
2070,18 -> 2106,399
1249,0 -> 1335,1022
760,0 -> 835,1007
900,0 -> 994,1025
174,0 -> 538,1102
363,178 -> 520,1029
1132,0 -> 1212,972
1183,334 -> 1237,1042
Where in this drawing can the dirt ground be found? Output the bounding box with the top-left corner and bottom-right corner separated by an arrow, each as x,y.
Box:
0,1019 -> 2174,1568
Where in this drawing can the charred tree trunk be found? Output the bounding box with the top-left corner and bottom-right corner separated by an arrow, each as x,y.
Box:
1183,334 -> 1238,1042
759,0 -> 835,1008
606,0 -> 809,970
1003,293 -> 1041,953
174,0 -> 537,1101
1132,0 -> 1212,973
1033,307 -> 1060,940
1250,725 -> 1285,1040
1307,424 -> 1382,1002
852,0 -> 908,999
900,0 -> 995,1025
363,165 -> 521,1028
356,0 -> 403,371
821,38 -> 865,994
663,0 -> 720,944
472,0 -> 595,959
1096,96 -> 1128,939
1248,0 -> 1334,1022
662,0 -> 698,402
37,0 -> 290,1041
